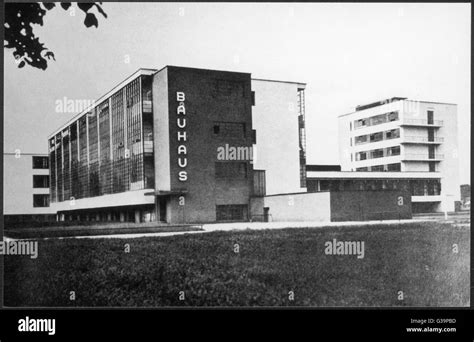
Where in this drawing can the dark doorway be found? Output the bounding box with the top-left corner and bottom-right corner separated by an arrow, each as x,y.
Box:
427,110 -> 434,124
159,199 -> 167,222
428,128 -> 434,142
428,145 -> 435,159
263,207 -> 270,222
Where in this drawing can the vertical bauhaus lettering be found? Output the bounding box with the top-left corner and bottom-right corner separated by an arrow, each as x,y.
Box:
177,92 -> 187,182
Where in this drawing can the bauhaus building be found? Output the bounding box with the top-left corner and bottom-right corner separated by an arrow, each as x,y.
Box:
48,66 -> 307,224
44,66 -> 461,225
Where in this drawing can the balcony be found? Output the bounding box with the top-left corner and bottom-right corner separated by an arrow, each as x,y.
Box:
144,141 -> 153,153
401,154 -> 444,161
402,136 -> 444,144
400,119 -> 443,127
143,100 -> 152,113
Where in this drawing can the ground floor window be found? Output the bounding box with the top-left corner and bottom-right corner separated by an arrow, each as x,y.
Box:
216,204 -> 248,221
33,194 -> 50,207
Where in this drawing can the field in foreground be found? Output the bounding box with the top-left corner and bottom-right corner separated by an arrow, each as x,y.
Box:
4,222 -> 470,307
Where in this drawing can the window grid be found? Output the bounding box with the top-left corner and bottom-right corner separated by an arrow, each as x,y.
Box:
354,111 -> 399,129
32,156 -> 49,169
355,145 -> 401,161
213,121 -> 246,139
33,194 -> 50,207
355,128 -> 400,146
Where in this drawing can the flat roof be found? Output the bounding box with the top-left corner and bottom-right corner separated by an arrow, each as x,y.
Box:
47,66 -> 305,139
338,98 -> 457,118
165,65 -> 251,76
355,97 -> 407,111
252,78 -> 306,87
307,171 -> 441,179
48,68 -> 157,138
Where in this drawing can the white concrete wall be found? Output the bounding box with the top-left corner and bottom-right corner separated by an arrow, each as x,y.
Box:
3,154 -> 55,215
338,100 -> 404,171
49,189 -> 155,212
251,79 -> 306,195
153,68 -> 171,191
263,192 -> 331,222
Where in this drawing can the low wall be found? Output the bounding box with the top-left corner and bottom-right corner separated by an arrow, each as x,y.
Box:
250,190 -> 412,223
330,190 -> 412,221
258,192 -> 331,222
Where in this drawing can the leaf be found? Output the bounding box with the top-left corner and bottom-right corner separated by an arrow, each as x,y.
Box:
42,2 -> 55,10
77,3 -> 94,13
60,3 -> 71,10
44,51 -> 55,61
84,12 -> 98,28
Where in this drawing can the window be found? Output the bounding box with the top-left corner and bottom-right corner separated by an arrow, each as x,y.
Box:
33,175 -> 49,188
215,162 -> 248,179
386,129 -> 400,140
216,204 -> 248,221
32,156 -> 49,169
355,135 -> 367,145
370,132 -> 383,142
387,146 -> 400,156
354,111 -> 399,129
387,163 -> 401,171
213,122 -> 246,138
388,111 -> 398,121
371,149 -> 384,159
371,165 -> 384,172
427,110 -> 434,124
357,152 -> 367,161
370,114 -> 387,126
33,194 -> 50,207
356,167 -> 368,172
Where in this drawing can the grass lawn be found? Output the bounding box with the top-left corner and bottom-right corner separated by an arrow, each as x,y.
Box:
3,222 -> 469,307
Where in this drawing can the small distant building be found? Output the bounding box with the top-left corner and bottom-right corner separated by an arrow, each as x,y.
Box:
3,153 -> 55,225
337,97 -> 460,212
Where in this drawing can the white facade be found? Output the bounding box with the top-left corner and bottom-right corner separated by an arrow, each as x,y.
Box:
338,98 -> 460,212
251,79 -> 307,195
3,153 -> 55,215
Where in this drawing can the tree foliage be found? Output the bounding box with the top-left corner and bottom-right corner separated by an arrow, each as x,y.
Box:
4,2 -> 107,70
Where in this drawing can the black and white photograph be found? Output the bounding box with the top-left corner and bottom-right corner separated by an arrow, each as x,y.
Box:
1,0 -> 471,325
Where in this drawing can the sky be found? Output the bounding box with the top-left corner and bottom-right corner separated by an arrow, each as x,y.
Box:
3,3 -> 471,183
